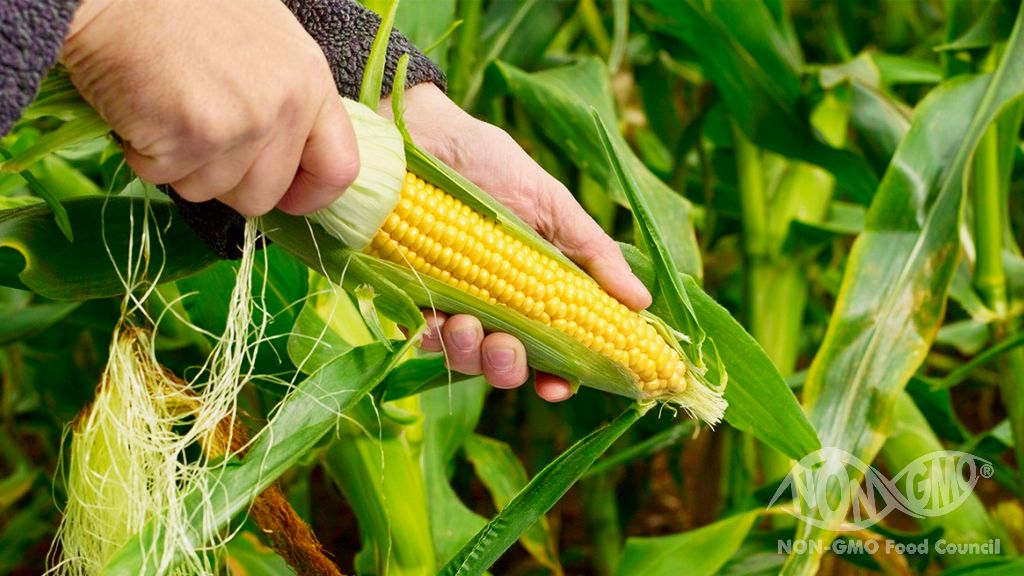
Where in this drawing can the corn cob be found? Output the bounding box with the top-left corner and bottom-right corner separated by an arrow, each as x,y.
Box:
306,98 -> 718,411
366,172 -> 687,396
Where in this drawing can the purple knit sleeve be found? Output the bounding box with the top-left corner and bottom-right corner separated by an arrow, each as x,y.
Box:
0,0 -> 80,135
283,0 -> 446,99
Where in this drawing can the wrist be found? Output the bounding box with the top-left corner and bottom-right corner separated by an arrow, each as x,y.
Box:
380,83 -> 476,155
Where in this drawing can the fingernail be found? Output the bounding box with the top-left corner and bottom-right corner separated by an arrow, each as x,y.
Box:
485,347 -> 516,372
550,387 -> 574,402
451,328 -> 477,351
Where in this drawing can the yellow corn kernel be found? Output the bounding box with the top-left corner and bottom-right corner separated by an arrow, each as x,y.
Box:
367,172 -> 688,396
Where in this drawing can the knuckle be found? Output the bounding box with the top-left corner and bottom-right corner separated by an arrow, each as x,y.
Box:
127,156 -> 174,185
170,181 -> 213,204
181,113 -> 229,151
230,195 -> 277,217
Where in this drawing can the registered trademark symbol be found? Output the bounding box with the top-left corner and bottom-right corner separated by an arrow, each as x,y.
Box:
980,463 -> 994,478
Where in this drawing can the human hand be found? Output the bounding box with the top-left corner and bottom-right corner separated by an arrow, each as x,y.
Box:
62,0 -> 359,216
381,84 -> 652,402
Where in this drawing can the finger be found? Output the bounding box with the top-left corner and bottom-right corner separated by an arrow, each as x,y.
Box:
276,95 -> 360,215
124,143 -> 207,187
480,332 -> 529,389
538,181 -> 652,310
441,314 -> 484,375
534,371 -> 574,403
168,142 -> 266,205
419,310 -> 448,352
216,123 -> 306,216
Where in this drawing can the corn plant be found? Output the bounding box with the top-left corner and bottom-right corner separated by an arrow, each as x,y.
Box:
1,1 -> 1023,575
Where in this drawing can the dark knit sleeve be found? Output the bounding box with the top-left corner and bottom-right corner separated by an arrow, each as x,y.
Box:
173,0 -> 446,260
284,0 -> 447,98
0,0 -> 81,136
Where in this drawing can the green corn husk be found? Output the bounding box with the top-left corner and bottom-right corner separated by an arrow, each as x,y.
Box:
263,102 -> 726,425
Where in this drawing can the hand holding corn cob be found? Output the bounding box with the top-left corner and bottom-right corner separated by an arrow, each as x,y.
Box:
308,94 -> 720,413
63,0 -> 361,217
376,84 -> 654,401
63,0 -> 656,401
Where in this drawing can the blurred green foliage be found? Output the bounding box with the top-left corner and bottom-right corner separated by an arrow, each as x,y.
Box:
2,0 -> 1024,575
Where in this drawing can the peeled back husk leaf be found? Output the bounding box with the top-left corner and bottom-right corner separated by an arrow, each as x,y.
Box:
306,98 -> 407,250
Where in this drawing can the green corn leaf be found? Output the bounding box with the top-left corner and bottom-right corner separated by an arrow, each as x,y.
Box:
461,0 -> 538,108
0,195 -> 218,299
0,149 -> 74,242
616,247 -> 820,461
935,0 -> 1016,52
391,54 -> 413,142
596,108 -> 817,450
463,434 -> 563,575
104,341 -> 408,574
852,81 -> 911,171
591,109 -> 703,352
285,275 -> 362,373
359,0 -> 399,110
379,355 -> 476,402
365,0 -> 457,69
355,284 -> 395,351
644,0 -> 879,202
323,401 -> 436,576
0,464 -> 37,512
936,331 -> 1024,390
880,393 -> 999,566
615,510 -> 759,576
0,115 -> 108,175
438,405 -> 645,576
419,381 -> 490,568
784,5 -> 1024,573
584,419 -> 694,479
0,300 -> 81,345
682,275 -> 821,460
871,53 -> 943,85
17,66 -> 95,122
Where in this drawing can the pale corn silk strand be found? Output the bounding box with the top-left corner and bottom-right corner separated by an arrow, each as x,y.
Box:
49,192 -> 275,574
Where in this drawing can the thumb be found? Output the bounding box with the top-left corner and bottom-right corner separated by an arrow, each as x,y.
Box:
276,95 -> 360,215
536,176 -> 652,310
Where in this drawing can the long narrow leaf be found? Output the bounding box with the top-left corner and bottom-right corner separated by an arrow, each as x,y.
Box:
463,434 -> 562,575
0,196 -> 218,299
359,0 -> 399,110
616,510 -> 759,576
596,110 -> 817,455
438,405 -> 645,576
645,0 -> 878,201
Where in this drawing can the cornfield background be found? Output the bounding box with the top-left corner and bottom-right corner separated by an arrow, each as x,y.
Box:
2,0 -> 1024,574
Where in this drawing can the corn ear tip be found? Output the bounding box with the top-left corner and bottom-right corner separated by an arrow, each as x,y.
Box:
643,357 -> 727,427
